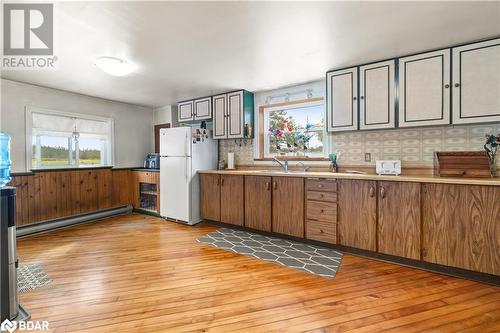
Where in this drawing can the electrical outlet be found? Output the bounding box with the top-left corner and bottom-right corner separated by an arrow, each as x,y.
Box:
364,153 -> 371,162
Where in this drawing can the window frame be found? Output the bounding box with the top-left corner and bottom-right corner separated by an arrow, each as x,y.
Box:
25,106 -> 115,170
257,97 -> 328,160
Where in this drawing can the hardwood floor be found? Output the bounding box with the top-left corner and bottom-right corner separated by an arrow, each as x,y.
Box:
17,213 -> 500,332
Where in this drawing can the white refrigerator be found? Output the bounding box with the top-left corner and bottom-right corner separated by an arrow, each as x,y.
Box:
159,127 -> 218,225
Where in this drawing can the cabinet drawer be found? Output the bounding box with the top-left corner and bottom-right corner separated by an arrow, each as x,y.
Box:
306,179 -> 337,192
306,200 -> 337,223
306,221 -> 336,243
306,191 -> 337,202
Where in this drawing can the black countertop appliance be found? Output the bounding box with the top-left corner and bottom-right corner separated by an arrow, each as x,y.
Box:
143,153 -> 160,169
0,187 -> 18,321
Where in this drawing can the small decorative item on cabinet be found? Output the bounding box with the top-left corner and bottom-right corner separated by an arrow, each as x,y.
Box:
484,133 -> 500,177
328,152 -> 340,173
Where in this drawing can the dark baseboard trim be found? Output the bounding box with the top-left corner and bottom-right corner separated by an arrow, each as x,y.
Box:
17,205 -> 133,238
203,220 -> 500,287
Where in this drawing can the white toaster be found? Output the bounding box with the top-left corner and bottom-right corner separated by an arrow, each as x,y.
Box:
376,160 -> 401,175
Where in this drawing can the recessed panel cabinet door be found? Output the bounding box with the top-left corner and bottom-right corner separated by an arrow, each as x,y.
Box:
227,91 -> 244,139
452,38 -> 500,124
194,97 -> 212,120
272,177 -> 304,237
200,174 -> 220,221
399,49 -> 451,127
359,60 -> 395,130
244,176 -> 272,232
327,67 -> 358,132
338,179 -> 377,251
377,181 -> 421,260
220,175 -> 244,226
212,94 -> 227,139
178,101 -> 194,122
422,183 -> 500,276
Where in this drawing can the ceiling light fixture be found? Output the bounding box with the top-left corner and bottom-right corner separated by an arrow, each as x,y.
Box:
95,56 -> 135,76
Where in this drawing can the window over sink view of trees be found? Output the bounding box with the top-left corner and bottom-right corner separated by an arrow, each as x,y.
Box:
266,103 -> 325,157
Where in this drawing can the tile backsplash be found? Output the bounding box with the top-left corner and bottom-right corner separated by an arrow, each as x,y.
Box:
218,123 -> 500,167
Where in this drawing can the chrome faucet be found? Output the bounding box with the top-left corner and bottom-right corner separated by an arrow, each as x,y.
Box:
297,162 -> 310,172
273,157 -> 288,172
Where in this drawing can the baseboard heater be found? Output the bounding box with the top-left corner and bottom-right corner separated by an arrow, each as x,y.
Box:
16,205 -> 133,238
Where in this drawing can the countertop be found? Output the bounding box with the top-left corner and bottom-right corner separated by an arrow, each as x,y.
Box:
198,169 -> 500,186
131,168 -> 160,172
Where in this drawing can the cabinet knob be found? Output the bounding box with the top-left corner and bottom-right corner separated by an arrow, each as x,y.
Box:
273,182 -> 277,190
369,186 -> 375,197
380,186 -> 386,199
454,83 -> 460,88
221,178 -> 225,186
266,182 -> 271,191
360,96 -> 364,100
320,194 -> 324,198
320,229 -> 324,234
320,209 -> 324,213
353,97 -> 357,101
444,84 -> 450,89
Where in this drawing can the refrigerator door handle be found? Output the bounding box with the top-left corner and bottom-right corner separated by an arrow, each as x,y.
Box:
185,158 -> 189,180
185,132 -> 189,156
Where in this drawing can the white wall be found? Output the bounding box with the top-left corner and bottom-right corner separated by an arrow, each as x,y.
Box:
1,79 -> 155,172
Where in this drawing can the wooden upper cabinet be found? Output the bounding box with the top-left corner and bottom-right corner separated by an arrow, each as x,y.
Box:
213,94 -> 227,139
359,60 -> 396,130
377,181 -> 421,260
220,175 -> 244,226
452,38 -> 500,124
398,49 -> 451,127
178,101 -> 194,122
422,183 -> 500,276
272,177 -> 304,238
200,174 -> 220,221
327,67 -> 358,132
244,176 -> 272,232
194,97 -> 212,120
338,179 -> 377,251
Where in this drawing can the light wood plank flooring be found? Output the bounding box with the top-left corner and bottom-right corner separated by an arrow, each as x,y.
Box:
17,213 -> 500,332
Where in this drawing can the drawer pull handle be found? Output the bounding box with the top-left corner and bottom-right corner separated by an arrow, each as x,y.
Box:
266,182 -> 270,190
320,194 -> 324,198
380,186 -> 386,199
369,186 -> 375,197
320,209 -> 324,213
320,229 -> 324,233
319,184 -> 323,188
273,181 -> 277,190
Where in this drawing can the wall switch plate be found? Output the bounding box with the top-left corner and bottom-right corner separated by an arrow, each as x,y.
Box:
364,153 -> 371,162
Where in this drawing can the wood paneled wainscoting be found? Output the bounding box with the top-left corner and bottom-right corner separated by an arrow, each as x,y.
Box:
8,168 -> 132,228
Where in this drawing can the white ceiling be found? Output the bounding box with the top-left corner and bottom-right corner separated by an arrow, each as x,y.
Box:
2,1 -> 500,108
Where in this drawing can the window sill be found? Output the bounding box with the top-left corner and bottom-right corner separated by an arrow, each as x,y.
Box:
30,165 -> 113,172
254,157 -> 329,161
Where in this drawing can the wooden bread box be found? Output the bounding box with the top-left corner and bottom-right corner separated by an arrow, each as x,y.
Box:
434,151 -> 492,178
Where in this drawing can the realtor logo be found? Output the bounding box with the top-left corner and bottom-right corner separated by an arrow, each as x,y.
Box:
0,319 -> 17,333
3,3 -> 53,56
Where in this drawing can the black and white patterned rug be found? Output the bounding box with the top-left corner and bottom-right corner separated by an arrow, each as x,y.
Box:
198,228 -> 343,278
18,263 -> 52,293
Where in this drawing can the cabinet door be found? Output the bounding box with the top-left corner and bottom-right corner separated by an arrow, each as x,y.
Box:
178,101 -> 194,122
272,177 -> 304,237
327,67 -> 358,132
220,175 -> 244,226
377,181 -> 421,260
399,49 -> 451,127
244,176 -> 272,232
212,93 -> 227,139
338,180 -> 377,251
200,174 -> 220,221
227,91 -> 244,139
194,97 -> 212,120
422,183 -> 500,276
452,38 -> 500,124
359,60 -> 395,130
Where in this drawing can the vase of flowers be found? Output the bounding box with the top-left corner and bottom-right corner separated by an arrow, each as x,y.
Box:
484,134 -> 500,177
328,152 -> 341,173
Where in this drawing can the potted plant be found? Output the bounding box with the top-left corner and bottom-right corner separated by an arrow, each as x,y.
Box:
484,133 -> 500,177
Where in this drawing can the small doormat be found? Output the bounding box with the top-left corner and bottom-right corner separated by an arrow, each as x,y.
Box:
198,228 -> 343,278
18,263 -> 52,293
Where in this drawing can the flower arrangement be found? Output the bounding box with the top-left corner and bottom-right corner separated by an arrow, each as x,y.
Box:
484,133 -> 500,177
268,112 -> 313,155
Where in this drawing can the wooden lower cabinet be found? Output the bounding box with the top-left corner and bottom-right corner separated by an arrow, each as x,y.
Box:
244,176 -> 272,232
220,175 -> 244,226
272,177 -> 304,237
200,174 -> 220,221
422,183 -> 500,276
377,181 -> 421,260
338,179 -> 377,251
